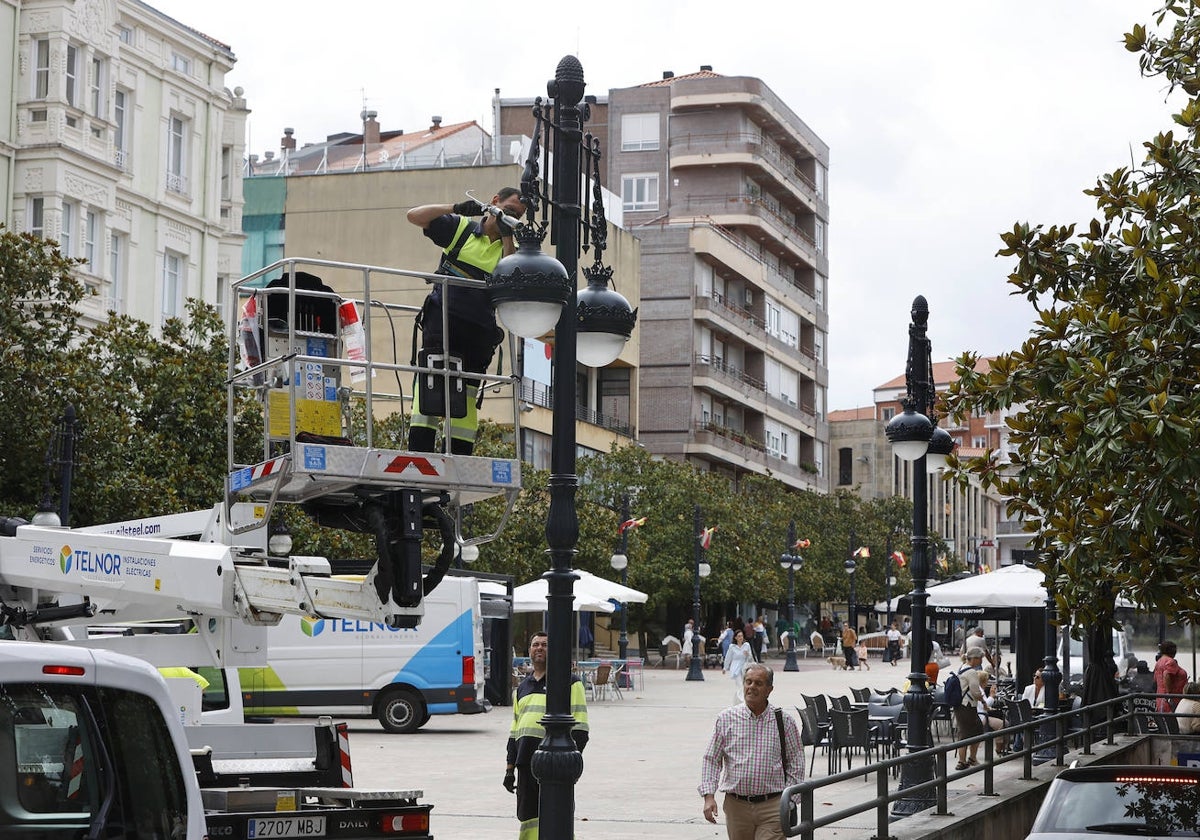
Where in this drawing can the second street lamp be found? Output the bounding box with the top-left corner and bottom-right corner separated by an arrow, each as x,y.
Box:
611,494 -> 632,661
885,294 -> 956,818
779,521 -> 806,673
487,55 -> 637,840
687,505 -> 710,682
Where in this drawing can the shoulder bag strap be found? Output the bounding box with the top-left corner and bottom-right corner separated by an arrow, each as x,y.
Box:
775,708 -> 788,772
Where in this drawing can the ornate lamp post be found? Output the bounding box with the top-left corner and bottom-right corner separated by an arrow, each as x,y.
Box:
885,533 -> 897,629
487,56 -> 637,839
686,505 -> 711,681
610,494 -> 631,661
780,521 -> 806,673
845,530 -> 858,634
885,295 -> 956,818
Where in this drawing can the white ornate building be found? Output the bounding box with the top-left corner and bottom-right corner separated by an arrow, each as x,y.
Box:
1,0 -> 246,327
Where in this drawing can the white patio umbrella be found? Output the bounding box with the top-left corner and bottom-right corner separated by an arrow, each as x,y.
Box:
511,579 -> 617,614
512,569 -> 648,614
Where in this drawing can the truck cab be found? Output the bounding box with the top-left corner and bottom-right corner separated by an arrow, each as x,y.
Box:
0,641 -> 207,840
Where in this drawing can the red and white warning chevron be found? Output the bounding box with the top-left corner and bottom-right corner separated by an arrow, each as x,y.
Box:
337,722 -> 353,787
251,457 -> 286,482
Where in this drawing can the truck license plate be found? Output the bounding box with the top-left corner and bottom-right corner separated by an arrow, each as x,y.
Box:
248,816 -> 326,838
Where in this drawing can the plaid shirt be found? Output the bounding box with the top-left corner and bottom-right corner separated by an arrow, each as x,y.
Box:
698,702 -> 804,797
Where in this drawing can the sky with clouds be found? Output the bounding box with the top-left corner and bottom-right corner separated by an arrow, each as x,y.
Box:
151,0 -> 1177,409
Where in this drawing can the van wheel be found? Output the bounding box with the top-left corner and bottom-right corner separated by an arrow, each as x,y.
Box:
378,689 -> 424,734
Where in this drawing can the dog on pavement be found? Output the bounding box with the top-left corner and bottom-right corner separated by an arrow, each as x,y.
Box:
827,655 -> 847,670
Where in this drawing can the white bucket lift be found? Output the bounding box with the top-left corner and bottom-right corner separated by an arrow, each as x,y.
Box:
227,258 -> 523,619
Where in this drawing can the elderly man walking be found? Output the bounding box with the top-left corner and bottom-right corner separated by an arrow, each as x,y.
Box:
699,663 -> 804,839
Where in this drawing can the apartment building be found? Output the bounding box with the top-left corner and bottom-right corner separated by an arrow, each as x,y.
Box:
501,68 -> 831,491
828,358 -> 1030,570
2,0 -> 246,326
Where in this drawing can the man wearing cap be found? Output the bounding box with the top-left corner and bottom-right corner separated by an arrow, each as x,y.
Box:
952,650 -> 987,767
699,663 -> 804,839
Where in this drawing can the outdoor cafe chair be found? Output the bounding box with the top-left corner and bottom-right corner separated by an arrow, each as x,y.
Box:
796,703 -> 831,772
828,707 -> 879,774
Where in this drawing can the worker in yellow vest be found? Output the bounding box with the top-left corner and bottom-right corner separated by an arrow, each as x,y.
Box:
504,631 -> 589,840
405,188 -> 525,455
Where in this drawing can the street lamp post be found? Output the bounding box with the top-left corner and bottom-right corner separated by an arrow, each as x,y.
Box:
487,56 -> 637,839
780,521 -> 806,673
885,295 -> 956,818
845,530 -> 858,634
611,494 -> 631,661
885,533 -> 897,629
686,505 -> 710,681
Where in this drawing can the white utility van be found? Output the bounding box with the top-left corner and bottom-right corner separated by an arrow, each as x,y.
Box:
237,574 -> 508,732
1059,627 -> 1134,682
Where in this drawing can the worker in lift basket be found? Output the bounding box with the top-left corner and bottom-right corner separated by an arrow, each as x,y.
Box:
405,188 -> 526,455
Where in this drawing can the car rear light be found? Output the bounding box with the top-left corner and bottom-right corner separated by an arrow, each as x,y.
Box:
43,665 -> 86,677
381,812 -> 429,834
462,656 -> 475,685
1115,774 -> 1199,785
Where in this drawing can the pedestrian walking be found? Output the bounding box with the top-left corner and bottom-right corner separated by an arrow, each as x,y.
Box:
724,629 -> 753,705
699,664 -> 804,839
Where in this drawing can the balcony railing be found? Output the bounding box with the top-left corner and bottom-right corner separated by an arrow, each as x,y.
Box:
694,353 -> 766,392
669,131 -> 819,202
518,380 -> 633,438
696,288 -> 764,331
682,194 -> 817,258
165,171 -> 189,195
114,148 -> 128,170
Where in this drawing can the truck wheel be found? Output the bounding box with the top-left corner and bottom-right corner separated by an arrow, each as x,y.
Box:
377,689 -> 424,733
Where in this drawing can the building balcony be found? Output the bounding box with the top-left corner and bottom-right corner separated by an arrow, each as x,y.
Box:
695,352 -> 766,394
667,76 -> 828,170
688,420 -> 822,491
669,131 -> 822,213
688,223 -> 820,319
679,194 -> 821,270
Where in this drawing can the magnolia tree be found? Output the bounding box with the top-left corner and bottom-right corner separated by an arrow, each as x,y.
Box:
946,4 -> 1200,630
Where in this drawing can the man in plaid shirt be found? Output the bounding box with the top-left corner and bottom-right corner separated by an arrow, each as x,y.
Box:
699,663 -> 804,839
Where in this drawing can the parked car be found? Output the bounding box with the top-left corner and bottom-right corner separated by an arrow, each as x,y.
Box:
1026,765 -> 1200,838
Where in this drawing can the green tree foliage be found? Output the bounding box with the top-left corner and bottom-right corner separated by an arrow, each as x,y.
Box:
462,440 -> 913,636
945,3 -> 1200,628
0,227 -> 86,510
0,225 -> 239,523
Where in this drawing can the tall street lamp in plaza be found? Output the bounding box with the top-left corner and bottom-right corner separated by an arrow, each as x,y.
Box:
844,530 -> 858,633
885,295 -> 956,817
487,56 -> 637,839
686,505 -> 711,682
611,494 -> 632,661
779,521 -> 807,673
885,533 -> 898,629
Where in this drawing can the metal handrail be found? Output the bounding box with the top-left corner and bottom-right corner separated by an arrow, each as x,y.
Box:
782,691 -> 1162,839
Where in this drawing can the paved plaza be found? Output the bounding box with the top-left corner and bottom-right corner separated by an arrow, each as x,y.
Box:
342,651 -> 948,839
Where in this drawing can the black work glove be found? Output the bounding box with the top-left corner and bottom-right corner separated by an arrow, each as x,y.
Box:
453,200 -> 483,216
503,769 -> 517,793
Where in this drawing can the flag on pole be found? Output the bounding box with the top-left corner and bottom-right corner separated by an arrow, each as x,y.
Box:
700,526 -> 717,550
793,538 -> 811,550
891,550 -> 907,568
854,546 -> 871,559
618,516 -> 647,534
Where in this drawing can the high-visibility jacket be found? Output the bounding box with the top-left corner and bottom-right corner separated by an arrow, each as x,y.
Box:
428,215 -> 504,331
506,673 -> 589,767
